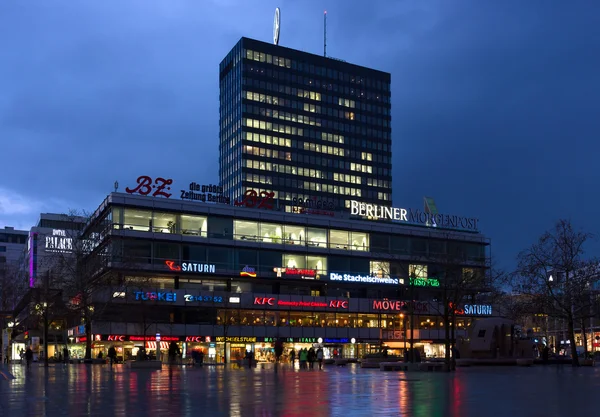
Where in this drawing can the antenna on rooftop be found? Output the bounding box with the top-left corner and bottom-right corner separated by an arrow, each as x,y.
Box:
324,10 -> 327,57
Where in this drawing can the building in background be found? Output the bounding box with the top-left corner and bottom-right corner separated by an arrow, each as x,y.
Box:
59,192 -> 491,362
219,37 -> 392,213
7,214 -> 87,362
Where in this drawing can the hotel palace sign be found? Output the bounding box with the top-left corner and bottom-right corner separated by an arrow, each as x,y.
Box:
349,200 -> 479,231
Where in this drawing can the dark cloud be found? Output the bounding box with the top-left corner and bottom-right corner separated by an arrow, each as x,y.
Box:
1,0 -> 599,268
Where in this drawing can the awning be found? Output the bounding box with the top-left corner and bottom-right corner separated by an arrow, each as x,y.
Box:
146,341 -> 169,350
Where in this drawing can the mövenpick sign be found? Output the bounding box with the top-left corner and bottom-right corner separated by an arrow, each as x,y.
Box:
349,201 -> 479,231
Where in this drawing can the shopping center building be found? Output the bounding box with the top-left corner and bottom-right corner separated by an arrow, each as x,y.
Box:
63,189 -> 493,363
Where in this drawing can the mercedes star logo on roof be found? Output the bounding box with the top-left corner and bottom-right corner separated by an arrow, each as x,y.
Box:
273,8 -> 280,45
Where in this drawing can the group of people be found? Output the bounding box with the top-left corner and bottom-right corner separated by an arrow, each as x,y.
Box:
290,347 -> 324,370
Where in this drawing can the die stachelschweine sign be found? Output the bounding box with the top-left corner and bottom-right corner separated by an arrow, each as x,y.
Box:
349,200 -> 479,231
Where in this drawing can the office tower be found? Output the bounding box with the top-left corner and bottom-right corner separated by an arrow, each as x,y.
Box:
219,37 -> 392,212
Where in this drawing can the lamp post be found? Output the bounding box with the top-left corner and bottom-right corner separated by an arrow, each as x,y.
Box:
400,313 -> 407,358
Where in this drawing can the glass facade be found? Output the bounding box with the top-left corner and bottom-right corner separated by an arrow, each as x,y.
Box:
219,37 -> 392,212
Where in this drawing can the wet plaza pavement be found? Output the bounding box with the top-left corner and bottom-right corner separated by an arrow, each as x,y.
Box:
1,363 -> 599,417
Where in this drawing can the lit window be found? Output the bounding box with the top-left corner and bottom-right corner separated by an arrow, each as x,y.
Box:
370,261 -> 390,277
409,265 -> 428,278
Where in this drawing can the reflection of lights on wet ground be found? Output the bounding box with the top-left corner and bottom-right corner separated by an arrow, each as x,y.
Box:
2,364 -> 598,416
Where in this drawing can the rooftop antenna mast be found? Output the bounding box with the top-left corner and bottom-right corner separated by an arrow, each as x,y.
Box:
324,10 -> 327,57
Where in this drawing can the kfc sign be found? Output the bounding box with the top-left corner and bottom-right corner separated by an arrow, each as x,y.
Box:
185,336 -> 207,343
107,335 -> 125,342
253,297 -> 349,309
254,297 -> 275,306
329,300 -> 348,309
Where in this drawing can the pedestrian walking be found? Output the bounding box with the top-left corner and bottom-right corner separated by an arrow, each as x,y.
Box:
299,348 -> 308,369
289,349 -> 296,366
25,347 -> 33,369
168,342 -> 180,365
108,346 -> 117,366
198,350 -> 204,366
316,347 -> 324,370
63,347 -> 69,364
246,350 -> 254,368
308,347 -> 316,369
274,339 -> 284,364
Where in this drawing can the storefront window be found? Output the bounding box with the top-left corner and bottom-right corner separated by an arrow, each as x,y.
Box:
350,231 -> 369,251
307,227 -> 327,248
181,214 -> 207,236
283,254 -> 306,269
234,220 -> 259,241
154,243 -> 179,264
123,209 -> 152,231
121,240 -> 151,263
284,225 -> 305,245
329,229 -> 349,249
260,223 -> 283,243
358,314 -> 379,328
409,264 -> 428,278
153,212 -> 177,233
182,245 -> 206,263
239,310 -> 264,326
370,260 -> 390,277
306,255 -> 327,274
336,313 -> 354,327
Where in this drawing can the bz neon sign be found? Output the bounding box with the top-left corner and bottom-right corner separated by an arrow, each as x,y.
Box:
235,190 -> 275,210
125,176 -> 173,198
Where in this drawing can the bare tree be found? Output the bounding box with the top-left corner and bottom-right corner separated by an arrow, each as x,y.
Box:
512,219 -> 599,367
373,231 -> 496,371
41,210 -> 113,360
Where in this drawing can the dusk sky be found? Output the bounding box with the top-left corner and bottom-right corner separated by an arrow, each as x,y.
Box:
1,0 -> 599,270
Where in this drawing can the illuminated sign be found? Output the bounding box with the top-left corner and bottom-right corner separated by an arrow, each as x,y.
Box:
185,336 -> 208,343
229,297 -> 241,303
372,299 -> 429,313
125,175 -> 173,198
134,291 -> 177,302
410,277 -> 440,287
184,294 -> 223,303
107,335 -> 125,342
165,260 -> 216,273
323,338 -> 349,344
234,189 -> 275,210
291,196 -> 335,217
262,337 -> 317,343
216,337 -> 257,343
463,304 -> 492,316
254,297 -> 275,306
112,292 -> 125,298
240,265 -> 257,277
349,200 -> 479,231
181,183 -> 230,204
330,272 -> 402,285
253,297 -> 348,309
129,335 -> 179,342
274,267 -> 318,280
45,229 -> 73,253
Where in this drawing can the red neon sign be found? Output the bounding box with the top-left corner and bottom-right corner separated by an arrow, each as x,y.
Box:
285,268 -> 316,277
234,189 -> 275,210
129,336 -> 179,342
329,300 -> 348,309
107,335 -> 126,342
185,336 -> 206,343
165,260 -> 181,271
254,297 -> 275,306
125,176 -> 173,198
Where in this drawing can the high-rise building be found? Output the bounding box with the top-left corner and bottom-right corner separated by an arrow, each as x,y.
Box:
219,37 -> 392,213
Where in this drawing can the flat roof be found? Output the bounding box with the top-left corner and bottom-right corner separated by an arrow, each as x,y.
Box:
89,193 -> 489,245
